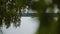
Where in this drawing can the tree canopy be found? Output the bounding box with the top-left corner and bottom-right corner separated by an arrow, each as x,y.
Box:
0,0 -> 26,28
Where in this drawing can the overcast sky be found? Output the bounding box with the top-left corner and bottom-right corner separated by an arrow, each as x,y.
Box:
2,17 -> 40,34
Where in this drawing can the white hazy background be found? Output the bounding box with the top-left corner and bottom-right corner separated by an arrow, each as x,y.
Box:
2,17 -> 40,34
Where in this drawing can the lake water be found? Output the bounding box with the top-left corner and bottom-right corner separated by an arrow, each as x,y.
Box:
2,17 -> 40,34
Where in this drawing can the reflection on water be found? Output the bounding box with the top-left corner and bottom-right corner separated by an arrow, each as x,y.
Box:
2,17 -> 39,34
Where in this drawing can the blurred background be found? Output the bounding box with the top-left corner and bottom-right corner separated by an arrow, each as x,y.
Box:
0,0 -> 60,34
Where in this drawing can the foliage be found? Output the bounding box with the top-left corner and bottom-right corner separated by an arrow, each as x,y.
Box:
30,0 -> 59,34
0,0 -> 26,28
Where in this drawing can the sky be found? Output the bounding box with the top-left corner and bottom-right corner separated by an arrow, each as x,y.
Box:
2,17 -> 40,34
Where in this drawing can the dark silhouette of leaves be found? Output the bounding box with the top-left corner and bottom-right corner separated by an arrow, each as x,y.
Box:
0,0 -> 26,28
